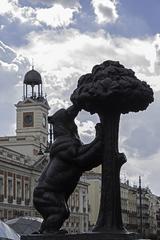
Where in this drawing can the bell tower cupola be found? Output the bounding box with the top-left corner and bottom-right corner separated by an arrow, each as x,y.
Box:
23,67 -> 43,99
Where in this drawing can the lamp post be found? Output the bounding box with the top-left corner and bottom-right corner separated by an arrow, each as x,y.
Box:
38,142 -> 50,155
49,123 -> 53,145
139,176 -> 143,237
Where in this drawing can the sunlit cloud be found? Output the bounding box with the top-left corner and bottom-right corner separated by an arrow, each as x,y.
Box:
91,0 -> 119,24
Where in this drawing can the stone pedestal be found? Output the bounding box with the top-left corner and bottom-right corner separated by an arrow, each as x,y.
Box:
21,232 -> 140,240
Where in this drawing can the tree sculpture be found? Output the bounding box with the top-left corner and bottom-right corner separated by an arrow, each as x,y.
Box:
71,60 -> 154,233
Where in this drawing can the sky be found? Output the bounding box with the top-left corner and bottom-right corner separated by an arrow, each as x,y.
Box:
0,0 -> 160,195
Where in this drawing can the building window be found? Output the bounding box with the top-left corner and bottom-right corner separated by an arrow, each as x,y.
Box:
8,210 -> 12,219
25,183 -> 29,199
7,153 -> 13,159
83,195 -> 86,210
0,177 -> 3,195
16,181 -> 21,198
16,156 -> 20,161
0,209 -> 3,219
68,197 -> 71,208
75,193 -> 79,207
25,183 -> 29,205
8,178 -> 13,196
72,195 -> 75,206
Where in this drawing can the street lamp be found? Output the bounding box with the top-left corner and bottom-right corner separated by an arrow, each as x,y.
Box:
37,142 -> 50,155
139,176 -> 143,237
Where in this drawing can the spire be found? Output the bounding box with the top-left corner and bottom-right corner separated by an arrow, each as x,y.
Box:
31,58 -> 34,70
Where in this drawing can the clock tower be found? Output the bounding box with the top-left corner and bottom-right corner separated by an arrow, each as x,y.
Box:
15,68 -> 50,156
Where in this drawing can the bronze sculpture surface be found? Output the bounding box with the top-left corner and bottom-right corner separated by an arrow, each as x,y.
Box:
33,105 -> 103,234
33,60 -> 154,238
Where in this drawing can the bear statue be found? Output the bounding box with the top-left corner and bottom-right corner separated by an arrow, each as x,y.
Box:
33,105 -> 103,234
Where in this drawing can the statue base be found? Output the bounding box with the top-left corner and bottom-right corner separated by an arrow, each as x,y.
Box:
21,232 -> 141,240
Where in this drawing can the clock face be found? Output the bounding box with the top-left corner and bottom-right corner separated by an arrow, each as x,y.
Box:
23,112 -> 34,127
42,113 -> 46,128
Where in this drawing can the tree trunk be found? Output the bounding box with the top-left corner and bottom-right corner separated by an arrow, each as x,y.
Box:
93,111 -> 126,233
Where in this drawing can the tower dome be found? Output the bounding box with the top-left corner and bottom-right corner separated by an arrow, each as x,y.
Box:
23,68 -> 43,99
24,69 -> 42,85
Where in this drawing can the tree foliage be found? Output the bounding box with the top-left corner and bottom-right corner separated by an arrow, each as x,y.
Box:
71,61 -> 154,114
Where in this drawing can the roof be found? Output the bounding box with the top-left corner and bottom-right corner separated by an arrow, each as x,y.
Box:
6,217 -> 42,235
24,69 -> 42,85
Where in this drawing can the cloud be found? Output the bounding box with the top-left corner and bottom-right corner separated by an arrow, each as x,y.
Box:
19,0 -> 80,8
153,33 -> 160,75
54,0 -> 80,8
75,119 -> 95,142
0,41 -> 16,62
0,0 -> 37,23
91,0 -> 118,24
0,0 -> 80,33
18,29 -> 158,93
36,4 -> 79,28
0,41 -> 30,135
120,91 -> 160,158
0,0 -> 81,47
